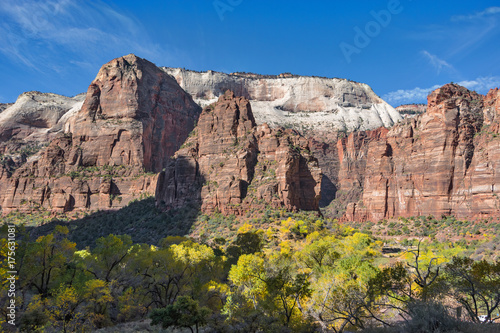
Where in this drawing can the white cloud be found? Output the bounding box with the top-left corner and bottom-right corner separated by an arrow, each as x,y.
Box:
457,77 -> 500,92
421,50 -> 456,75
407,9 -> 499,63
0,0 -> 168,71
383,76 -> 500,106
452,6 -> 500,21
383,85 -> 441,106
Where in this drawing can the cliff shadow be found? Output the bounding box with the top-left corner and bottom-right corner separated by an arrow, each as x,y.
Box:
28,197 -> 201,249
319,174 -> 337,208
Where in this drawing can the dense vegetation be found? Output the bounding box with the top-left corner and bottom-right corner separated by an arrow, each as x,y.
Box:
1,206 -> 500,332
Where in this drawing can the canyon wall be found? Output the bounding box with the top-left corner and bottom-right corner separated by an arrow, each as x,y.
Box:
2,53 -> 499,221
340,84 -> 500,221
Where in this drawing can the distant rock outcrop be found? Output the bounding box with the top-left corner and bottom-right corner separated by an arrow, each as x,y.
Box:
395,104 -> 427,118
156,91 -> 322,215
0,54 -> 201,214
163,68 -> 402,133
0,103 -> 14,113
0,92 -> 85,155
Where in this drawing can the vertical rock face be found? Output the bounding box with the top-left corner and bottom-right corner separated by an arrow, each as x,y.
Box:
156,91 -> 322,215
0,54 -> 201,214
67,54 -> 201,173
340,83 -> 500,221
461,87 -> 500,218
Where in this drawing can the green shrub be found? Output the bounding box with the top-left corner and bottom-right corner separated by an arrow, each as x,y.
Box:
404,301 -> 459,333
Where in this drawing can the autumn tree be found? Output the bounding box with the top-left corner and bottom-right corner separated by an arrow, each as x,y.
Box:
85,234 -> 133,283
297,233 -> 381,332
21,226 -> 76,297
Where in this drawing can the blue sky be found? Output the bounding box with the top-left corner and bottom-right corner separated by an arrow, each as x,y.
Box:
1,0 -> 499,106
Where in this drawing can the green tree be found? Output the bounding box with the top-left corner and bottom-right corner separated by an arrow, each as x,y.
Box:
444,257 -> 500,322
21,226 -> 76,297
228,253 -> 267,310
85,234 -> 133,282
263,261 -> 311,327
298,233 -> 381,332
83,279 -> 114,328
27,285 -> 85,333
226,231 -> 263,264
150,296 -> 210,333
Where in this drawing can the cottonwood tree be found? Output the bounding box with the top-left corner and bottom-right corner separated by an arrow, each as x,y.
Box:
405,240 -> 441,302
296,233 -> 381,332
85,234 -> 133,283
366,240 -> 444,325
21,226 -> 76,298
444,257 -> 500,322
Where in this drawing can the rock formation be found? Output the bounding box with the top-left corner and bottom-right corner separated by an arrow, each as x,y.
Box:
339,83 -> 500,221
395,104 -> 427,118
0,103 -> 14,113
0,54 -> 201,214
2,53 -> 499,222
163,68 -> 402,133
0,92 -> 85,177
0,92 -> 85,155
156,91 -> 322,215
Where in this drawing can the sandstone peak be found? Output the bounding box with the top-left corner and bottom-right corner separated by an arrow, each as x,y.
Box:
74,53 -> 189,124
485,87 -> 500,111
156,91 -> 322,215
68,54 -> 201,173
427,83 -> 483,110
483,88 -> 500,126
0,54 -> 201,214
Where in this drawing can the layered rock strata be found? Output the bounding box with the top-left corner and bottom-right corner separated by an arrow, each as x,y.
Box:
0,92 -> 85,164
156,91 -> 322,215
163,68 -> 402,133
340,84 -> 500,221
395,104 -> 427,118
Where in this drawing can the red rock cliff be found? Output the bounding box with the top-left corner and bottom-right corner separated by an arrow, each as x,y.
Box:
341,83 -> 500,221
0,54 -> 201,214
156,91 -> 322,215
